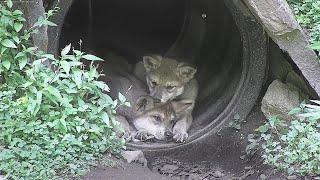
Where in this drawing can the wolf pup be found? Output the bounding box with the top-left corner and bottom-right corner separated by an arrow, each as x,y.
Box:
104,71 -> 193,142
133,98 -> 194,141
134,55 -> 198,142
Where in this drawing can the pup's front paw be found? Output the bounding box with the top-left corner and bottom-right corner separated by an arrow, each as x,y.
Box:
123,131 -> 134,142
135,129 -> 155,141
173,129 -> 188,143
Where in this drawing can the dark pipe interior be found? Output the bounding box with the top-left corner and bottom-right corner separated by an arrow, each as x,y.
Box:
59,0 -> 242,137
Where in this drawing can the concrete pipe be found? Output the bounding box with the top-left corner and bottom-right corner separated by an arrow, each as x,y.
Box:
48,0 -> 267,151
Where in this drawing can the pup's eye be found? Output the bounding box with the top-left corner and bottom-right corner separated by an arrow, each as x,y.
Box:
151,81 -> 157,87
166,85 -> 176,91
153,115 -> 161,122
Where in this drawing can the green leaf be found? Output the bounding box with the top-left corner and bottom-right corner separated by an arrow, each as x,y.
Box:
18,56 -> 28,70
33,91 -> 43,115
1,47 -> 7,54
234,124 -> 241,130
69,61 -> 82,67
33,16 -> 44,27
2,60 -> 11,70
124,102 -> 131,107
42,54 -> 56,61
310,42 -> 320,50
118,92 -> 126,103
101,112 -> 110,126
289,107 -> 301,115
59,118 -> 67,132
17,16 -> 26,22
82,54 -> 104,61
27,98 -> 37,115
73,50 -> 83,56
1,39 -> 17,48
94,81 -> 110,91
61,44 -> 71,56
47,85 -> 63,100
12,36 -> 20,44
72,69 -> 82,87
15,52 -> 25,59
14,22 -> 23,32
43,92 -> 58,105
6,0 -> 13,8
76,126 -> 82,133
60,60 -> 70,74
63,55 -> 77,62
12,10 -> 23,16
43,19 -> 57,26
310,100 -> 320,105
234,114 -> 240,120
112,99 -> 118,109
20,81 -> 33,88
26,46 -> 37,52
256,124 -> 269,133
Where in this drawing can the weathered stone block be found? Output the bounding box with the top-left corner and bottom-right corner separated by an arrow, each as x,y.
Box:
285,71 -> 310,97
261,80 -> 300,121
121,150 -> 147,166
243,0 -> 320,97
268,41 -> 292,81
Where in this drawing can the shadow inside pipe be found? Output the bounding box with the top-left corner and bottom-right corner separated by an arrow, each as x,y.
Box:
59,0 -> 243,143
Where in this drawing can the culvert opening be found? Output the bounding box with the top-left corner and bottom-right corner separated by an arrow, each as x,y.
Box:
56,0 -> 266,150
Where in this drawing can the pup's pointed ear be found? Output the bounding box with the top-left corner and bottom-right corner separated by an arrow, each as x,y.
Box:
176,63 -> 197,82
135,95 -> 154,113
172,99 -> 194,114
143,55 -> 162,72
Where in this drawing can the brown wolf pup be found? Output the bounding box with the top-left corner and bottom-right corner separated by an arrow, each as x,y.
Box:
132,98 -> 194,141
134,55 -> 198,142
104,70 -> 193,142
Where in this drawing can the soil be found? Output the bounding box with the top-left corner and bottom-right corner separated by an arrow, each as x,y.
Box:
84,105 -> 292,180
84,162 -> 178,180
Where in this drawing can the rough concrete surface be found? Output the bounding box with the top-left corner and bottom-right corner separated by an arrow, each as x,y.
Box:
17,0 -> 48,52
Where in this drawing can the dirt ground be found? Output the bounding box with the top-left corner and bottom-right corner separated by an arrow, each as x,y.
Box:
84,163 -> 177,180
84,105 -> 292,180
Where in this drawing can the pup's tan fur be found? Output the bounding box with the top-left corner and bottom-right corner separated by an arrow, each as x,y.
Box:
134,55 -> 198,142
104,68 -> 193,141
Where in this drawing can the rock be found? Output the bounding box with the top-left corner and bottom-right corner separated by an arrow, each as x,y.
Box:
189,167 -> 200,173
121,150 -> 147,166
287,175 -> 297,180
261,80 -> 300,121
260,174 -> 267,179
211,170 -> 224,178
243,0 -> 320,97
286,71 -> 310,99
160,164 -> 179,173
269,42 -> 292,81
187,173 -> 202,180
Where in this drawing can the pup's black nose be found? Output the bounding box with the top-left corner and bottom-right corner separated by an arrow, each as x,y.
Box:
164,130 -> 173,138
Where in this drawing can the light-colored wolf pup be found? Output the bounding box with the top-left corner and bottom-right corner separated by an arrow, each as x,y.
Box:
134,55 -> 198,142
104,70 -> 193,142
